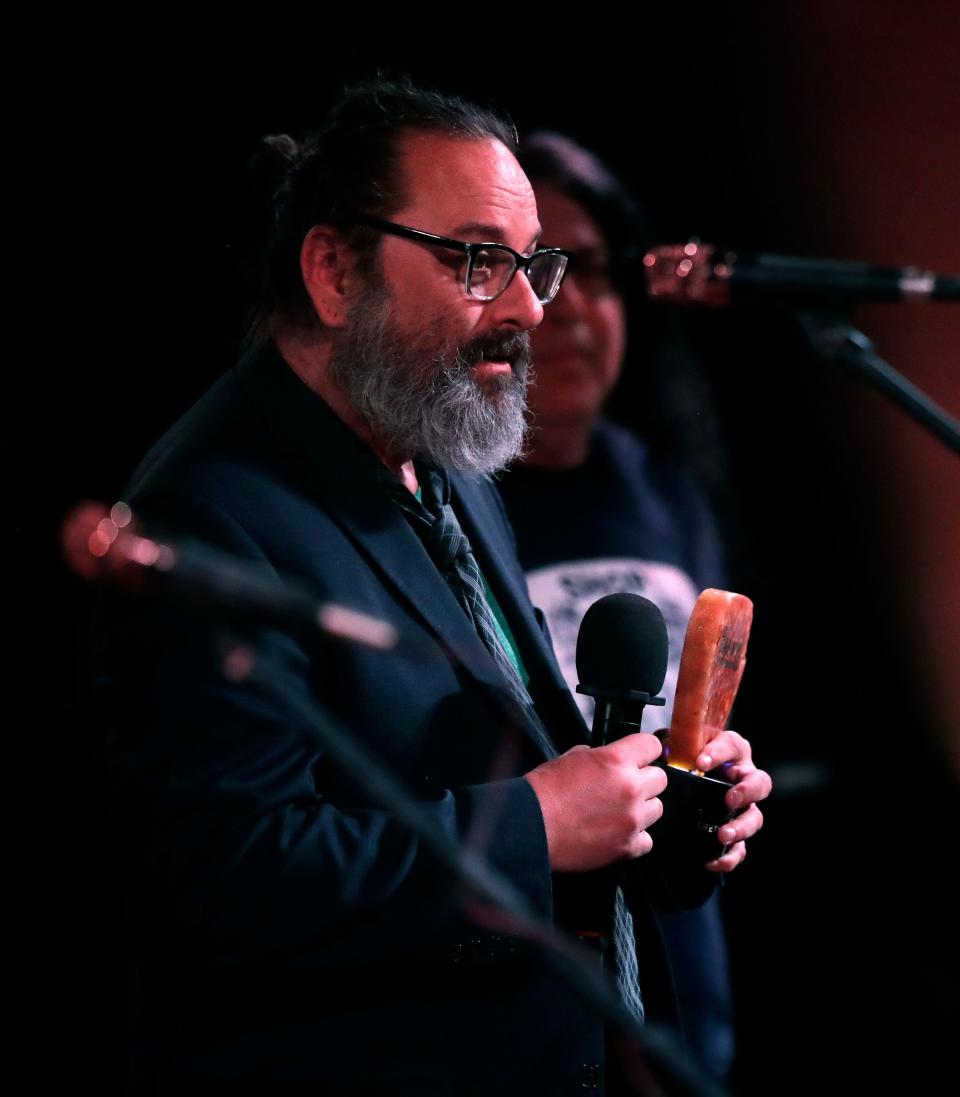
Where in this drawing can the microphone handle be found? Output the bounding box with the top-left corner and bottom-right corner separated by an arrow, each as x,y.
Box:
592,696 -> 649,746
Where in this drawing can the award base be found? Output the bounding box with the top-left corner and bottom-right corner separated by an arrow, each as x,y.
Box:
655,763 -> 736,864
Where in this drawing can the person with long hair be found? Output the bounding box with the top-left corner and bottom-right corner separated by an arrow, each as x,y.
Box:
500,131 -> 737,1081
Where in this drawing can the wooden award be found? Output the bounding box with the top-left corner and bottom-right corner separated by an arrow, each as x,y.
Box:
654,589 -> 753,863
667,588 -> 754,772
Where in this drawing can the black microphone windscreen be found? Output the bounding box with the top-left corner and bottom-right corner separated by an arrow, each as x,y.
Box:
575,593 -> 668,695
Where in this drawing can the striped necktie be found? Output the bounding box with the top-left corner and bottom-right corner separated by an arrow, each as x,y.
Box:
385,464 -> 643,1021
385,466 -> 552,744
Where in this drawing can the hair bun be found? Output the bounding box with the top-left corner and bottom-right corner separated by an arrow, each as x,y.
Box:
248,133 -> 301,208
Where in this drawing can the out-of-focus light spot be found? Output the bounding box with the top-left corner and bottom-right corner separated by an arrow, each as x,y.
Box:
62,502 -> 110,577
156,545 -> 176,571
319,605 -> 398,651
96,517 -> 119,544
683,242 -> 698,256
677,259 -> 693,276
89,530 -> 111,557
130,538 -> 160,567
643,254 -> 656,267
111,501 -> 132,528
223,645 -> 254,683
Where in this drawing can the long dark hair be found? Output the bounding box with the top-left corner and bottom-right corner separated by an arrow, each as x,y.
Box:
519,131 -> 727,489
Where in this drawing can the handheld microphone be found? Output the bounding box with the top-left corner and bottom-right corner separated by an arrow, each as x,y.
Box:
643,241 -> 960,307
574,592 -> 667,745
575,590 -> 754,862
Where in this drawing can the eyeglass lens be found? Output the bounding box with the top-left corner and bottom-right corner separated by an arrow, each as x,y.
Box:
467,249 -> 567,304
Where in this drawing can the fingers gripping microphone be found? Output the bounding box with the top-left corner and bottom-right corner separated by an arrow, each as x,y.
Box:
574,593 -> 668,746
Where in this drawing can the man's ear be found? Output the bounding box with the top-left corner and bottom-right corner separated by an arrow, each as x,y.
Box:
300,225 -> 357,329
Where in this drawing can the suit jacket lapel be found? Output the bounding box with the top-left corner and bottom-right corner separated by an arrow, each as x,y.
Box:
235,344 -> 563,758
452,471 -> 590,755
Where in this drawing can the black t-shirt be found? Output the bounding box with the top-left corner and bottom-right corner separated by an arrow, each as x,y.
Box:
497,419 -> 726,732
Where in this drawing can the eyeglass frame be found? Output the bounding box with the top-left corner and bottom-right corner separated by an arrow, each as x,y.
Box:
353,214 -> 573,304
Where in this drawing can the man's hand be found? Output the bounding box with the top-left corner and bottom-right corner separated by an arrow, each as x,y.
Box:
525,734 -> 668,872
696,730 -> 772,873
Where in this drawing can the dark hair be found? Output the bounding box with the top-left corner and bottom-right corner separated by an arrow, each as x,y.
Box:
247,78 -> 517,338
519,131 -> 654,300
519,131 -> 726,487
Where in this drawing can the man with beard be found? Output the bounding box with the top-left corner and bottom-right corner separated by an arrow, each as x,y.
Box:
96,81 -> 769,1095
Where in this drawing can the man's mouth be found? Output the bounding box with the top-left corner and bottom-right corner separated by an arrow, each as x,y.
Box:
472,360 -> 513,378
461,332 -> 531,376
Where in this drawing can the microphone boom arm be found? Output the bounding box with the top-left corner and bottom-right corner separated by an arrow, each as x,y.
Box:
797,312 -> 960,457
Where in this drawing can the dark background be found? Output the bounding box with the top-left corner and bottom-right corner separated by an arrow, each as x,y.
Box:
29,4 -> 958,1093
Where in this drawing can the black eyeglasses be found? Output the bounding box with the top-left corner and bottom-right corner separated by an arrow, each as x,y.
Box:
354,215 -> 571,304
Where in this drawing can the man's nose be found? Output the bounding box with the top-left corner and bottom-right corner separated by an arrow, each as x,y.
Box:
487,269 -> 545,331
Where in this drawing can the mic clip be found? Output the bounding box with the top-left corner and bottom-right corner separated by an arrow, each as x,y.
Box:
576,684 -> 666,748
575,685 -> 666,705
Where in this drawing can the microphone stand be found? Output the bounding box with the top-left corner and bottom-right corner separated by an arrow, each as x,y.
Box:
73,510 -> 728,1093
797,312 -> 960,457
231,634 -> 729,1097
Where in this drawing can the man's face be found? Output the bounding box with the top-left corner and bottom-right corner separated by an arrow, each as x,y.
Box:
330,132 -> 545,475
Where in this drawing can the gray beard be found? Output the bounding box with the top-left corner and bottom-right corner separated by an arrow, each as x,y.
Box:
329,280 -> 531,476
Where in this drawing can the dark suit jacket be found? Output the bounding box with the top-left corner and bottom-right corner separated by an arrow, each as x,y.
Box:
97,344 -> 701,1095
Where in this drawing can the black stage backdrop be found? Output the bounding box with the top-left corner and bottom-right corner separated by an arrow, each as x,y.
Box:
25,6 -> 958,1093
